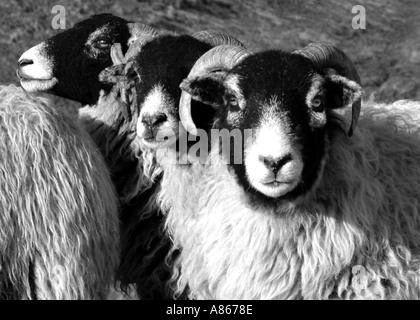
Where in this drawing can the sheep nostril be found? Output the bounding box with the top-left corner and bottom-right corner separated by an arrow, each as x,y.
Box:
264,159 -> 281,173
263,154 -> 292,174
18,59 -> 34,69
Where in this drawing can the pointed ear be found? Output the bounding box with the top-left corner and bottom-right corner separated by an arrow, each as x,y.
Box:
180,73 -> 226,108
325,74 -> 363,109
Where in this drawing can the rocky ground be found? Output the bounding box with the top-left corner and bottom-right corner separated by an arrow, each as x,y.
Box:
1,0 -> 419,109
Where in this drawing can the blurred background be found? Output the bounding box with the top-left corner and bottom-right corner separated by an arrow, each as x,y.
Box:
1,0 -> 419,109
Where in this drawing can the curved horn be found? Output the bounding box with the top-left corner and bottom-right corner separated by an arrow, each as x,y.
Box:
125,24 -> 161,61
293,43 -> 362,136
179,45 -> 251,135
110,43 -> 125,65
124,34 -> 158,61
128,23 -> 160,38
109,23 -> 160,66
192,30 -> 246,49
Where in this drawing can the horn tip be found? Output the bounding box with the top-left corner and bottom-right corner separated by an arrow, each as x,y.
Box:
186,125 -> 198,137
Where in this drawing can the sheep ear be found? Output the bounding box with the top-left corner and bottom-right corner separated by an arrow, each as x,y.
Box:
180,73 -> 226,108
326,74 -> 363,136
99,64 -> 126,84
326,74 -> 363,110
110,43 -> 126,65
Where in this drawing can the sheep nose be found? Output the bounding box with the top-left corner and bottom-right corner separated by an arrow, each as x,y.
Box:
142,113 -> 168,132
262,154 -> 292,174
18,59 -> 34,68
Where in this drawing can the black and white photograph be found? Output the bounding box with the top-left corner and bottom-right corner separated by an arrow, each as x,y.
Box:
1,0 -> 420,307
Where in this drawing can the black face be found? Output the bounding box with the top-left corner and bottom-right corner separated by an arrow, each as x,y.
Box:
97,34 -> 215,153
44,14 -> 131,105
131,35 -> 214,143
184,50 -> 361,207
224,52 -> 328,205
131,35 -> 212,109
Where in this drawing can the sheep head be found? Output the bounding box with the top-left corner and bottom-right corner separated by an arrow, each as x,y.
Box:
101,32 -> 244,150
17,14 -> 157,106
179,44 -> 363,204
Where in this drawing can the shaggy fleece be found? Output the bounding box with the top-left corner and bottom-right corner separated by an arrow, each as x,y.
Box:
159,100 -> 420,300
80,89 -> 171,299
0,85 -> 119,299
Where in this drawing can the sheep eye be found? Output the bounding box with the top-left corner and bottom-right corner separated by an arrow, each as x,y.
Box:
311,97 -> 324,112
227,96 -> 239,108
96,39 -> 112,49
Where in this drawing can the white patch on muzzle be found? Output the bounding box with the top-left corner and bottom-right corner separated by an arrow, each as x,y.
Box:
136,85 -> 177,149
17,43 -> 58,92
244,113 -> 303,198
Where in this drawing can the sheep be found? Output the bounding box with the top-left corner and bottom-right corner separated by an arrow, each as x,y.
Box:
16,13 -> 156,106
16,13 -> 161,204
16,14 -> 165,299
17,16 -> 244,299
94,34 -> 220,298
103,33 -> 226,166
86,30 -> 245,299
140,43 -> 420,299
0,84 -> 119,299
102,31 -> 245,184
128,32 -> 245,154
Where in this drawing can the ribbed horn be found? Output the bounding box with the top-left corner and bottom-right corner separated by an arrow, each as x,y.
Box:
192,30 -> 246,48
124,34 -> 157,61
109,23 -> 160,65
128,23 -> 160,38
125,24 -> 161,61
293,43 -> 362,136
179,45 -> 251,135
110,43 -> 125,65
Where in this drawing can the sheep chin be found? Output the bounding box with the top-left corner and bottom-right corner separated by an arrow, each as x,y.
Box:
250,179 -> 300,198
20,78 -> 58,93
140,138 -> 171,150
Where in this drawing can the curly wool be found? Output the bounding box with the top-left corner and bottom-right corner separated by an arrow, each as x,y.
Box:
160,100 -> 420,300
0,85 -> 119,299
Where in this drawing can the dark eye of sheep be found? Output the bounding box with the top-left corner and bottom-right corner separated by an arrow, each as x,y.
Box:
95,39 -> 112,49
225,95 -> 240,110
311,97 -> 324,112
